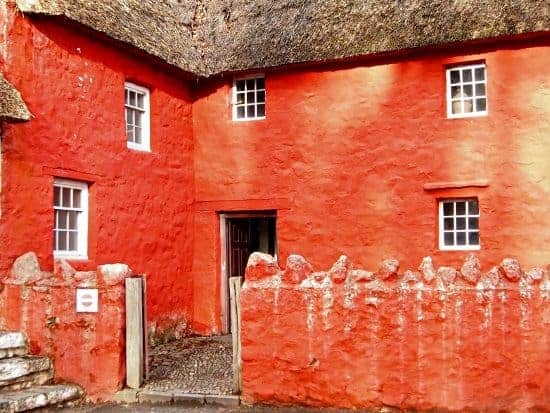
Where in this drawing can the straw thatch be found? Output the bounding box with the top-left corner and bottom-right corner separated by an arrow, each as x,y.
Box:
14,0 -> 550,77
0,73 -> 30,121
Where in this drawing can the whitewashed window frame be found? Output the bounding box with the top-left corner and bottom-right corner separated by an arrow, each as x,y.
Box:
232,75 -> 266,121
438,198 -> 480,251
446,63 -> 488,119
125,82 -> 151,151
53,178 -> 89,260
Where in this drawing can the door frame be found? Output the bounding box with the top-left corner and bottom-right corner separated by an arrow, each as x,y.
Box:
219,211 -> 277,334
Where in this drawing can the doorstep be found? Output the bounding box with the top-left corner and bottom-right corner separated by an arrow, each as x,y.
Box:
114,388 -> 240,407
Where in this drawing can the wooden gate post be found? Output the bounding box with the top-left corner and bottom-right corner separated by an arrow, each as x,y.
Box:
229,276 -> 243,393
125,277 -> 145,389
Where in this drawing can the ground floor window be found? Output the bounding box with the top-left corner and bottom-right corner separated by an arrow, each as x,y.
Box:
439,198 -> 480,250
53,178 -> 88,259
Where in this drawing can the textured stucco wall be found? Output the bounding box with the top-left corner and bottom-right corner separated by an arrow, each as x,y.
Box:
192,37 -> 550,332
0,11 -> 195,336
0,253 -> 132,400
240,252 -> 550,410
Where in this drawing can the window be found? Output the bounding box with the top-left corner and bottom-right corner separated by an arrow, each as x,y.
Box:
439,199 -> 480,250
53,179 -> 88,259
446,64 -> 487,118
232,76 -> 265,121
125,82 -> 150,151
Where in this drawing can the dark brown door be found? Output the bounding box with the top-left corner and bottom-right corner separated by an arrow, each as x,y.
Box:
228,219 -> 251,278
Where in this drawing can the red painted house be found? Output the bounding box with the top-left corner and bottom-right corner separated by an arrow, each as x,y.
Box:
0,1 -> 548,400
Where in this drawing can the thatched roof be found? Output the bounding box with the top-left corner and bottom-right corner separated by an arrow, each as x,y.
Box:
14,0 -> 550,77
0,72 -> 30,121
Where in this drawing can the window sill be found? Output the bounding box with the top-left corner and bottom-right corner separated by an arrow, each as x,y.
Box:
447,111 -> 488,119
439,245 -> 481,252
232,116 -> 266,122
54,253 -> 89,261
127,143 -> 151,152
424,180 -> 489,191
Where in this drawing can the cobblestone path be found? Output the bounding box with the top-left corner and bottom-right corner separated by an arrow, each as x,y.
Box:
142,335 -> 234,395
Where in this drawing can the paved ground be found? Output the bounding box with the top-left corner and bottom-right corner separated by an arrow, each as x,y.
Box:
142,335 -> 234,395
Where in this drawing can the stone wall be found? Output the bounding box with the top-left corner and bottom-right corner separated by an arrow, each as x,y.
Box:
0,252 -> 132,401
240,252 -> 549,411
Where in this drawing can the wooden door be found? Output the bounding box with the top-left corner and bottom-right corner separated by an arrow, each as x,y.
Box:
228,219 -> 251,278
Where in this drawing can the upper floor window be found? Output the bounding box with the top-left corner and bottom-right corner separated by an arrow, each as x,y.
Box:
232,76 -> 265,121
125,82 -> 150,151
53,179 -> 88,259
446,64 -> 487,118
439,198 -> 480,251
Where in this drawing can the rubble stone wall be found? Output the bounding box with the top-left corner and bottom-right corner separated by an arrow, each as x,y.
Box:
240,252 -> 550,411
0,252 -> 132,401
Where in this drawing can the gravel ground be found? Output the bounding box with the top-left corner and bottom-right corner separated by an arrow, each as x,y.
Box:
142,335 -> 234,395
39,404 -> 360,413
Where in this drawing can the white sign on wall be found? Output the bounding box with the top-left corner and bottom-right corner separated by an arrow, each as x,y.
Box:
76,288 -> 99,313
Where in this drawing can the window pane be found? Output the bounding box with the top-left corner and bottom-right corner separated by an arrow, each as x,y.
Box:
257,90 -> 265,103
135,111 -> 142,127
443,202 -> 453,216
61,188 -> 71,207
468,200 -> 479,214
444,218 -> 454,230
475,67 -> 485,81
463,99 -> 473,113
58,231 -> 67,250
475,83 -> 485,96
455,202 -> 466,215
468,217 -> 479,230
73,190 -> 81,208
54,187 -> 61,207
463,69 -> 472,82
247,105 -> 255,118
463,84 -> 473,97
476,98 -> 487,112
125,89 -> 129,104
456,232 -> 466,245
137,93 -> 144,108
134,126 -> 142,144
237,106 -> 245,118
451,86 -> 461,98
452,101 -> 461,114
256,77 -> 265,89
469,231 -> 480,245
257,104 -> 265,117
236,80 -> 245,91
247,92 -> 255,104
127,128 -> 134,142
236,93 -> 245,105
456,217 -> 466,230
58,210 -> 67,229
69,232 -> 77,251
444,232 -> 454,246
68,211 -> 78,230
246,79 -> 255,89
129,91 -> 136,106
450,70 -> 460,84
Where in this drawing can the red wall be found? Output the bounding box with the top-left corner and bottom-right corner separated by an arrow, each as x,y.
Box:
192,37 -> 550,332
0,13 -> 195,336
240,253 -> 550,410
0,254 -> 132,401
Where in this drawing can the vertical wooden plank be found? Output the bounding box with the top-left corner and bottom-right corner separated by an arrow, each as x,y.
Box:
142,276 -> 149,381
125,277 -> 144,389
230,276 -> 243,393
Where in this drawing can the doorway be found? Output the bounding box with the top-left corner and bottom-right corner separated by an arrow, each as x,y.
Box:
220,212 -> 277,333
